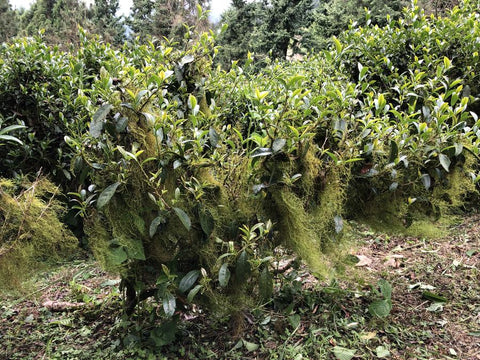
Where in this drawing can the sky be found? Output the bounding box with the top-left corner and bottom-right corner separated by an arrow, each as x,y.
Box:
9,0 -> 231,22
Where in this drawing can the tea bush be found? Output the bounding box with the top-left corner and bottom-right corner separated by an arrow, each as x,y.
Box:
0,0 -> 478,338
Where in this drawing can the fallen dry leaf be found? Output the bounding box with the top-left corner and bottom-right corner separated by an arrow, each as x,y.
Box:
42,300 -> 86,312
355,255 -> 373,267
384,254 -> 404,267
384,258 -> 397,267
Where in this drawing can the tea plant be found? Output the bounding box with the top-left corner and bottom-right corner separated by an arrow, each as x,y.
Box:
0,0 -> 478,344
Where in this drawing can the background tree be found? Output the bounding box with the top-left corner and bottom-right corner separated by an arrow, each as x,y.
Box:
90,0 -> 125,44
418,0 -> 459,15
253,0 -> 314,59
0,0 -> 19,43
19,0 -> 90,45
310,0 -> 405,48
128,0 -> 210,41
216,0 -> 315,68
215,0 -> 261,67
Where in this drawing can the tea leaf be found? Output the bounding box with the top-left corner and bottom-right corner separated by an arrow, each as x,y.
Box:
97,182 -> 120,209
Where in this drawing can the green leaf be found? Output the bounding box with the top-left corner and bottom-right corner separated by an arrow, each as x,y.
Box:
259,267 -> 273,301
218,263 -> 230,287
369,299 -> 392,318
209,127 -> 219,148
287,75 -> 305,89
180,54 -> 194,67
333,346 -> 356,360
288,314 -> 301,329
187,284 -> 203,303
422,291 -> 447,303
389,140 -> 398,163
199,206 -> 214,237
115,116 -> 128,133
173,207 -> 191,231
243,340 -> 259,352
466,249 -> 477,257
125,238 -> 146,261
378,279 -> 392,300
235,250 -> 251,284
272,138 -> 286,153
179,270 -> 200,293
251,148 -> 273,158
421,174 -> 431,190
163,292 -> 176,317
0,124 -> 26,135
108,246 -> 128,265
439,153 -> 451,172
376,346 -> 391,358
90,104 -> 112,138
0,135 -> 23,144
332,37 -> 343,54
150,318 -> 177,347
97,182 -> 120,209
454,143 -> 463,156
389,182 -> 398,191
149,216 -> 164,238
188,94 -> 197,110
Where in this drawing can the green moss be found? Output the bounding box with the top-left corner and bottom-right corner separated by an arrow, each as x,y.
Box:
0,178 -> 78,291
432,157 -> 478,212
267,188 -> 330,276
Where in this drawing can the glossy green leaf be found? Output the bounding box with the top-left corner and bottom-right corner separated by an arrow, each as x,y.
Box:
272,138 -> 286,153
149,216 -> 163,238
439,153 -> 451,172
218,263 -> 230,287
187,284 -> 203,303
97,182 -> 120,209
163,292 -> 176,317
199,206 -> 214,237
0,124 -> 26,135
90,104 -> 112,138
179,270 -> 200,293
173,207 -> 191,231
209,127 -> 219,148
180,54 -> 194,66
0,135 -> 22,144
421,174 -> 431,190
251,148 -> 273,158
235,250 -> 251,284
115,116 -> 128,132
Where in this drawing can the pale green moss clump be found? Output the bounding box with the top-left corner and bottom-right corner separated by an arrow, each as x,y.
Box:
0,178 -> 78,291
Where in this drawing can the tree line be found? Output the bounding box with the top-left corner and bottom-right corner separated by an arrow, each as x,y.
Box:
0,0 -> 459,65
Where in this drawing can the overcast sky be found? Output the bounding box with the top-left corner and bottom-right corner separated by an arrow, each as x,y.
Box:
9,0 -> 231,22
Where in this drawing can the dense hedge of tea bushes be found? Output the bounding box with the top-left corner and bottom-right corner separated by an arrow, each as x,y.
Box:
0,1 -> 479,322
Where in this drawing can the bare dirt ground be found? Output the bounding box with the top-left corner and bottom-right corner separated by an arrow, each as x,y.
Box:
0,215 -> 478,359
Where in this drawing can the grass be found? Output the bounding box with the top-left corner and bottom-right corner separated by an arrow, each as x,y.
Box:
0,215 -> 479,359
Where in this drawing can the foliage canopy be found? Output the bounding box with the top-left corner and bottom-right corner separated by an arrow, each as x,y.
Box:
0,0 -> 478,341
